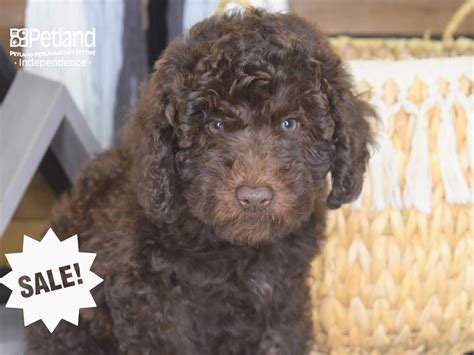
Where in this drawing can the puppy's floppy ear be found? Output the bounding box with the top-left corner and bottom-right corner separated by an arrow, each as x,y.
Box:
280,15 -> 375,209
122,59 -> 180,224
322,60 -> 375,209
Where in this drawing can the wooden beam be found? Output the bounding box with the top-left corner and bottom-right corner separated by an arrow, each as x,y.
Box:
289,0 -> 474,36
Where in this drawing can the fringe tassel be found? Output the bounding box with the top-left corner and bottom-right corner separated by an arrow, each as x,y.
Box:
379,103 -> 403,210
403,109 -> 432,214
370,113 -> 403,211
383,136 -> 403,209
465,95 -> 474,202
437,95 -> 471,203
351,97 -> 404,211
348,58 -> 473,213
368,101 -> 387,211
370,145 -> 386,210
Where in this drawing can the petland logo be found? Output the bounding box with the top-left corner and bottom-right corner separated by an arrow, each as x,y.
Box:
10,28 -> 96,48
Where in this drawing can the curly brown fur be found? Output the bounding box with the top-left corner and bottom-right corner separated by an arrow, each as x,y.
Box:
25,9 -> 374,355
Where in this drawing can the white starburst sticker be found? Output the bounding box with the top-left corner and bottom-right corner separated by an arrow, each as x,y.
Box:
0,228 -> 103,332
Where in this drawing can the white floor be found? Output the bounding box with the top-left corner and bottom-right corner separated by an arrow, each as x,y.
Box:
0,308 -> 25,355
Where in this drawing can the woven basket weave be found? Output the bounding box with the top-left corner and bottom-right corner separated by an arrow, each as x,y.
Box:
309,3 -> 474,354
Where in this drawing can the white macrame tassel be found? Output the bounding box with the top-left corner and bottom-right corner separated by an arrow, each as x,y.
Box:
369,143 -> 386,210
437,92 -> 471,204
382,137 -> 403,209
465,94 -> 474,202
350,88 -> 404,212
403,108 -> 432,214
369,111 -> 403,211
368,99 -> 388,211
380,102 -> 403,210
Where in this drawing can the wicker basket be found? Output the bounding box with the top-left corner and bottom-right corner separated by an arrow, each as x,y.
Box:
309,2 -> 474,354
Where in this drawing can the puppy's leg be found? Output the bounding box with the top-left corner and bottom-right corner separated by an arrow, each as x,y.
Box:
24,287 -> 116,355
24,316 -> 115,355
256,283 -> 313,355
105,271 -> 198,355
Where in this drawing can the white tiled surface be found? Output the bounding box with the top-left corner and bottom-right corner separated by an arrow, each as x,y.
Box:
0,308 -> 25,355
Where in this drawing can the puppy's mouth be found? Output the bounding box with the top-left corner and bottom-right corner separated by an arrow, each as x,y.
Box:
205,184 -> 311,245
228,210 -> 280,227
213,209 -> 301,246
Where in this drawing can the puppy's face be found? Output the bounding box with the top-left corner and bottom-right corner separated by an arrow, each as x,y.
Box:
176,73 -> 334,245
128,10 -> 374,246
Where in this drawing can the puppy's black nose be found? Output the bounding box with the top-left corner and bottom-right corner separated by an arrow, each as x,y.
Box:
236,186 -> 274,211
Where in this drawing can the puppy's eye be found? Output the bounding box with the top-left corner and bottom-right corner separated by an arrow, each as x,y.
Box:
208,120 -> 224,133
281,119 -> 298,131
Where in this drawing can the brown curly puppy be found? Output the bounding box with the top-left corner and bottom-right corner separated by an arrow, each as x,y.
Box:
25,9 -> 374,355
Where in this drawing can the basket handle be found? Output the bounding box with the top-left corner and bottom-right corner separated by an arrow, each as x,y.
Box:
443,0 -> 474,41
216,0 -> 251,15
216,0 -> 472,41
